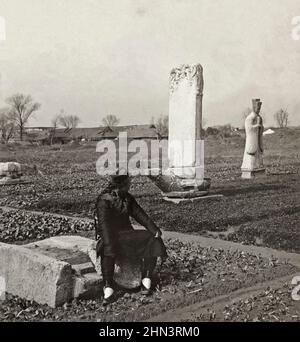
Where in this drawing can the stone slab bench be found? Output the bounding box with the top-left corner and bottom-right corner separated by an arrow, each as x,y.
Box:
0,236 -> 142,308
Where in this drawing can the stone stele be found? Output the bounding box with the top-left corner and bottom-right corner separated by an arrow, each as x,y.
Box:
0,236 -> 142,307
168,64 -> 204,181
147,64 -> 211,198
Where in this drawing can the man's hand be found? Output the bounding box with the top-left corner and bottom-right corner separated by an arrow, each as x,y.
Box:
155,230 -> 162,238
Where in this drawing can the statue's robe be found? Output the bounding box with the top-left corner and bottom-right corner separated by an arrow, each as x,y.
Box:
241,112 -> 264,171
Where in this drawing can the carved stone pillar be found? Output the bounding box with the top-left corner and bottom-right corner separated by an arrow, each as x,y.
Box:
148,64 -> 210,198
168,64 -> 204,180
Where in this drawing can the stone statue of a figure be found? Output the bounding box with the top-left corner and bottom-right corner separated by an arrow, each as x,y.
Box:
241,99 -> 265,178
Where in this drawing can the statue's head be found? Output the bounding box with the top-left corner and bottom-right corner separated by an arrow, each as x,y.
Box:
252,99 -> 262,114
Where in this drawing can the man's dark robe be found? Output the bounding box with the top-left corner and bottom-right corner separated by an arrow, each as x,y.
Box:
95,189 -> 167,260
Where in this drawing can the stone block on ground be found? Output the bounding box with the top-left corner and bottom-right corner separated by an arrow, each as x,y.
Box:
0,162 -> 25,185
0,242 -> 73,308
0,236 -> 143,307
0,162 -> 22,177
27,236 -> 142,289
25,236 -> 102,302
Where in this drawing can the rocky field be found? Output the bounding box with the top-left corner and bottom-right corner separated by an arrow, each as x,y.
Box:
0,129 -> 299,322
0,128 -> 299,252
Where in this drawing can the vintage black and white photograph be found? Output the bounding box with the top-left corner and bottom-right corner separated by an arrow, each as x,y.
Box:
0,0 -> 300,327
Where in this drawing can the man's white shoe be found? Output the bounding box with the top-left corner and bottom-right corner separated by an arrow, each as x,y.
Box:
142,278 -> 151,290
141,277 -> 152,295
104,286 -> 114,299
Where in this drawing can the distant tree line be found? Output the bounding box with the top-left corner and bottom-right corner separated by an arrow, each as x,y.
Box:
0,94 -> 41,143
0,92 -> 293,145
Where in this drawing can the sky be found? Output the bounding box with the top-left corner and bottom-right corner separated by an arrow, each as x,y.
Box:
0,0 -> 300,128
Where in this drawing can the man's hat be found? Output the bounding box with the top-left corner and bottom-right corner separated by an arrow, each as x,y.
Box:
110,174 -> 129,186
110,167 -> 129,186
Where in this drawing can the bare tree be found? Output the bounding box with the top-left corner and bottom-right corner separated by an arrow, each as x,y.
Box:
58,114 -> 80,129
0,108 -> 15,144
51,113 -> 61,128
154,115 -> 168,139
49,112 -> 62,145
274,108 -> 289,128
102,114 -> 120,129
6,94 -> 41,141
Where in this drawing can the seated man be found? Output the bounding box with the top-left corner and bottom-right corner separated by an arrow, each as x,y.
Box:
94,174 -> 167,305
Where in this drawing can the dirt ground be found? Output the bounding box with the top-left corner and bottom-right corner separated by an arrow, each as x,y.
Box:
0,128 -> 299,252
0,128 -> 299,321
0,235 -> 298,322
148,278 -> 300,322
